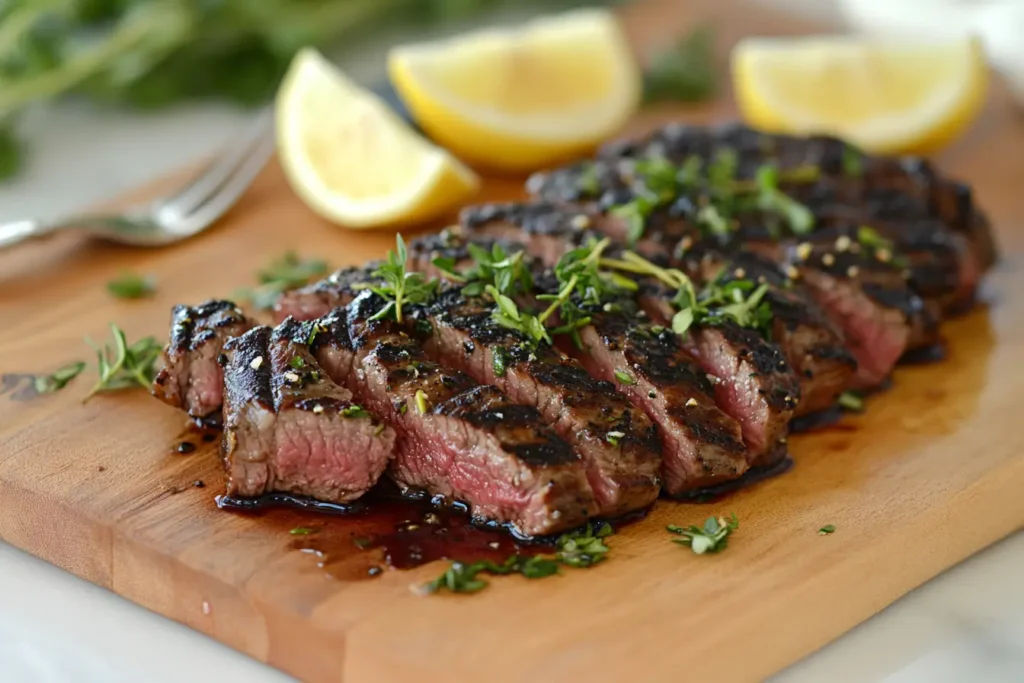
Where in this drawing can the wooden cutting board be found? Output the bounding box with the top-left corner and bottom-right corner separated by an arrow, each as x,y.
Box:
2,1 -> 1023,681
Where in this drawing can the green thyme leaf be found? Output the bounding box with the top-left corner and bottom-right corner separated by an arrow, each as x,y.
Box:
842,145 -> 863,178
755,164 -> 815,235
357,235 -> 439,323
106,271 -> 155,299
83,324 -> 162,401
340,404 -> 371,419
605,430 -> 625,446
556,521 -> 614,568
492,347 -> 509,378
33,361 -> 86,395
614,369 -> 635,385
289,527 -> 317,536
818,524 -> 836,536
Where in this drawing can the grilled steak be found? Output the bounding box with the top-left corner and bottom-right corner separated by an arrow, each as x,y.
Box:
417,287 -> 662,516
220,324 -> 395,502
567,311 -> 749,494
685,249 -> 857,416
152,300 -> 253,421
309,294 -> 597,536
274,264 -> 379,323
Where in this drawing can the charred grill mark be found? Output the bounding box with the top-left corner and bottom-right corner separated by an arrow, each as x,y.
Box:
222,327 -> 274,409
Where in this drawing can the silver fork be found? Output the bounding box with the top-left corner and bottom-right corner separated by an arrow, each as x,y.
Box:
0,108 -> 276,250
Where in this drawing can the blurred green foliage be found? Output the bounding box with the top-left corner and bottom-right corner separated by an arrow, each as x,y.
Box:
0,0 -> 614,180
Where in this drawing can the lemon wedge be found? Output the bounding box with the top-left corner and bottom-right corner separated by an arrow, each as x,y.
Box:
731,36 -> 988,154
276,48 -> 479,229
388,9 -> 641,172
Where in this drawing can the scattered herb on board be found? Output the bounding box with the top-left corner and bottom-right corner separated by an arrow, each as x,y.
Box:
107,271 -> 156,299
354,234 -> 438,323
643,25 -> 716,103
33,361 -> 86,395
667,513 -> 739,554
424,522 -> 615,594
837,391 -> 864,412
289,527 -> 318,536
818,524 -> 836,536
236,251 -> 329,310
83,324 -> 162,401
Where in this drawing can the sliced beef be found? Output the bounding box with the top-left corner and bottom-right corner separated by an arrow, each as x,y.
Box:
567,311 -> 749,495
274,264 -> 378,323
221,324 -> 394,502
638,289 -> 800,466
417,288 -> 662,517
311,293 -> 597,536
152,300 -> 253,421
460,201 -> 614,262
685,249 -> 857,416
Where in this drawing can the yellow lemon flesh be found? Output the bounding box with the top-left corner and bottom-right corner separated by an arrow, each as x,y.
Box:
388,9 -> 641,172
276,48 -> 479,229
732,35 -> 987,155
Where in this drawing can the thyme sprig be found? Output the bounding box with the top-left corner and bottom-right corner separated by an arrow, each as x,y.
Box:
83,324 -> 162,402
355,235 -> 439,323
434,242 -> 534,298
667,513 -> 739,554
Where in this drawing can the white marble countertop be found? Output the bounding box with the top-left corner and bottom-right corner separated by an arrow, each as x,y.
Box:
1,2 -> 1022,681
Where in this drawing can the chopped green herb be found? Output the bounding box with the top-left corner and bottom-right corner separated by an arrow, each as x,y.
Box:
610,198 -> 651,246
353,536 -> 373,549
556,521 -> 614,568
837,391 -> 864,412
818,524 -> 836,536
340,404 -> 371,419
614,369 -> 635,385
605,430 -> 625,446
577,163 -> 601,196
354,235 -> 439,323
305,322 -> 326,347
33,361 -> 86,395
492,347 -> 509,378
289,527 -> 317,536
414,318 -> 433,335
430,255 -> 465,283
106,271 -> 155,299
424,554 -> 561,595
667,513 -> 739,554
414,389 -> 429,415
842,145 -> 863,178
237,251 -> 329,310
755,165 -> 815,235
462,242 -> 534,298
289,356 -> 305,370
83,324 -> 162,401
643,25 -> 715,103
696,203 -> 732,239
485,285 -> 553,348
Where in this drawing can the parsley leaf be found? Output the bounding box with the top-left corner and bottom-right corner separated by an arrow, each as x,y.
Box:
667,513 -> 739,554
556,521 -> 613,568
818,524 -> 836,536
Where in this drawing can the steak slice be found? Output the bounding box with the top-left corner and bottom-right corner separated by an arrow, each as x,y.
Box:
639,290 -> 800,467
685,249 -> 857,416
568,311 -> 749,495
274,264 -> 379,323
152,300 -> 253,421
460,201 -> 616,262
314,293 -> 598,536
221,325 -> 395,502
417,288 -> 662,517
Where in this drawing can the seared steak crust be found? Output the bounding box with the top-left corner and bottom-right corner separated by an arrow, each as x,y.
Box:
419,288 -> 662,517
274,264 -> 379,323
152,300 -> 253,420
221,325 -> 394,502
329,292 -> 597,536
570,311 -> 749,495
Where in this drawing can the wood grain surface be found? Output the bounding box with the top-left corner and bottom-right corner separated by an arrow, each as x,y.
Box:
1,1 -> 1023,681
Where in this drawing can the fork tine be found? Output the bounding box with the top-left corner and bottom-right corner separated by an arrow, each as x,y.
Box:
168,135 -> 277,236
158,108 -> 274,219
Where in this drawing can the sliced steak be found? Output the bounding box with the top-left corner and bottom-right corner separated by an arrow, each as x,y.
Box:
417,288 -> 662,517
684,249 -> 857,416
567,311 -> 749,495
313,293 -> 597,536
221,325 -> 394,502
274,264 -> 378,323
639,290 -> 800,466
152,300 -> 253,421
460,201 -> 616,262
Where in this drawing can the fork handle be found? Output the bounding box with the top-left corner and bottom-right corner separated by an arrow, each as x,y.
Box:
0,219 -> 55,249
